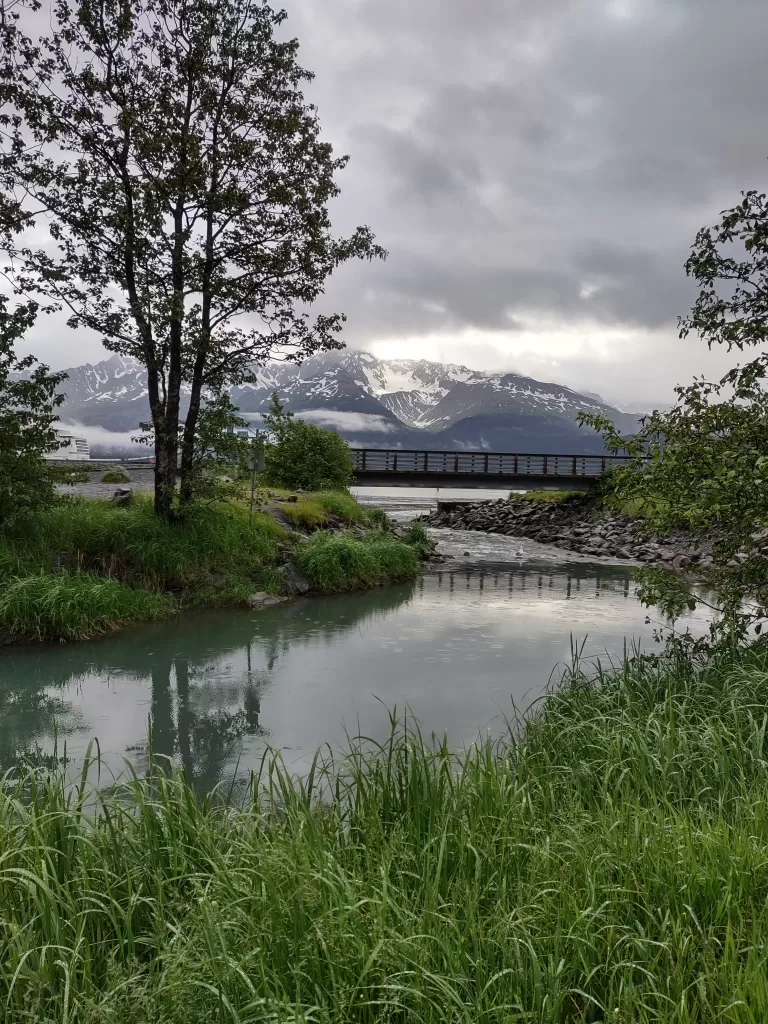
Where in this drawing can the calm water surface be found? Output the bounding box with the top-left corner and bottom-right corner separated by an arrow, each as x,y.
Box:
0,543 -> 710,788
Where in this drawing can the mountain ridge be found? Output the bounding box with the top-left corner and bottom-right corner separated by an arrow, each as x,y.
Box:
51,350 -> 640,454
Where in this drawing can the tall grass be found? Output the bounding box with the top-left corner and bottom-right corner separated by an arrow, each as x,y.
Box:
294,531 -> 420,592
508,489 -> 583,502
278,492 -> 371,529
312,490 -> 368,523
4,647 -> 768,1020
0,498 -> 287,643
0,495 -> 422,643
280,498 -> 329,529
0,572 -> 172,643
3,496 -> 285,588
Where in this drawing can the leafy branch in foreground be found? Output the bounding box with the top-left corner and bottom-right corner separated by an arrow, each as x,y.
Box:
0,297 -> 67,526
580,188 -> 768,650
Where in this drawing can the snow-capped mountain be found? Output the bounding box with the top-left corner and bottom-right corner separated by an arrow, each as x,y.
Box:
54,350 -> 640,452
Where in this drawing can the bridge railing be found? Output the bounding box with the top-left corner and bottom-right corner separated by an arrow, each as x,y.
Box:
349,449 -> 633,478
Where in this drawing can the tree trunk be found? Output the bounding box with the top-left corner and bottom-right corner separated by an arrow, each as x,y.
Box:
151,403 -> 177,521
178,355 -> 206,508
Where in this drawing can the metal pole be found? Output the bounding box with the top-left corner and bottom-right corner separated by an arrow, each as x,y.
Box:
249,457 -> 257,526
248,436 -> 265,527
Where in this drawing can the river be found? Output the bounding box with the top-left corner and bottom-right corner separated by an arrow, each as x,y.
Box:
0,492 -> 712,790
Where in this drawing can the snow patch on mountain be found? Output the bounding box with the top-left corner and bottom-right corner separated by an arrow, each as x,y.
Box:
52,349 -> 638,441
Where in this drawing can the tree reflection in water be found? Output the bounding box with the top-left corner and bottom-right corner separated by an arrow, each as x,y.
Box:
0,580 -> 419,788
0,564 -> 643,789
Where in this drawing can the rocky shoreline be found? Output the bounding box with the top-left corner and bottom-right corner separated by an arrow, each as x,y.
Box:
423,495 -> 714,571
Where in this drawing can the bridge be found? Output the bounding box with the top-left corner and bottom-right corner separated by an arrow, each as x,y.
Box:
350,449 -> 631,491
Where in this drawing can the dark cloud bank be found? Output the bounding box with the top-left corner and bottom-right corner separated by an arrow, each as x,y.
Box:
19,0 -> 768,405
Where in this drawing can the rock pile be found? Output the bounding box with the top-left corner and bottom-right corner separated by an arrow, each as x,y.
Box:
424,496 -> 713,569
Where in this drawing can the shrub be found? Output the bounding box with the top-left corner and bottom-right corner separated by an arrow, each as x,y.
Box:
261,393 -> 354,491
101,468 -> 131,484
0,299 -> 68,527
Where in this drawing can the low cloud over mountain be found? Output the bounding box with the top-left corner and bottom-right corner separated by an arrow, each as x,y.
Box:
54,350 -> 643,455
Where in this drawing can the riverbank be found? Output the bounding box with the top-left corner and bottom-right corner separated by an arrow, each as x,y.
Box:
425,492 -> 712,569
0,491 -> 425,645
3,643 -> 768,1021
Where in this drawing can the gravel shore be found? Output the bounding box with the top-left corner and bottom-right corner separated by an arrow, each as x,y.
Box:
423,495 -> 714,571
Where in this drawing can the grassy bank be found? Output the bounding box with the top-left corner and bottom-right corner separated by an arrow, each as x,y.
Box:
0,493 -> 420,645
509,489 -> 584,502
3,646 -> 768,1021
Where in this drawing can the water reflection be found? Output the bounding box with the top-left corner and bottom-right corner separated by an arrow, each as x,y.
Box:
0,562 -> 709,786
0,582 -> 416,785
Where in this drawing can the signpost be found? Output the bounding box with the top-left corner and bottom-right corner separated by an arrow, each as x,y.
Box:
246,434 -> 266,526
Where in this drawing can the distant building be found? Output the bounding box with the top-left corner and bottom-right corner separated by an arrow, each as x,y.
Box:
43,429 -> 90,461
227,425 -> 265,440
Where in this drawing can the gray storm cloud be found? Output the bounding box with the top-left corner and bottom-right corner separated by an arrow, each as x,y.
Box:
12,0 -> 767,406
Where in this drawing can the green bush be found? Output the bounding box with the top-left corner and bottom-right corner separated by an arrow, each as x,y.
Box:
262,421 -> 353,491
101,468 -> 131,484
261,392 -> 354,491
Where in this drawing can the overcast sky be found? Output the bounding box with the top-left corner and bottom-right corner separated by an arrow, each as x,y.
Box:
17,0 -> 768,407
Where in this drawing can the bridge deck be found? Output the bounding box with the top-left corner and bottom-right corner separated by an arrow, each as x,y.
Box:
350,449 -> 630,490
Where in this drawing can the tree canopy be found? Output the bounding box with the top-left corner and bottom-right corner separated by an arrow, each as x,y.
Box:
581,188 -> 768,649
0,298 -> 67,526
0,0 -> 385,518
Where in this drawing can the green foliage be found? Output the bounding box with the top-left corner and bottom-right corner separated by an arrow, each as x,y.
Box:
509,489 -> 583,503
0,573 -> 171,644
402,518 -> 435,558
293,532 -> 419,591
180,394 -> 252,503
101,468 -> 131,484
262,393 -> 355,491
312,490 -> 368,523
364,506 -> 392,531
2,497 -> 284,590
0,493 -> 420,642
0,498 -> 286,641
580,184 -> 768,650
280,498 -> 327,529
262,389 -> 295,443
0,298 -> 67,527
6,648 -> 768,1019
